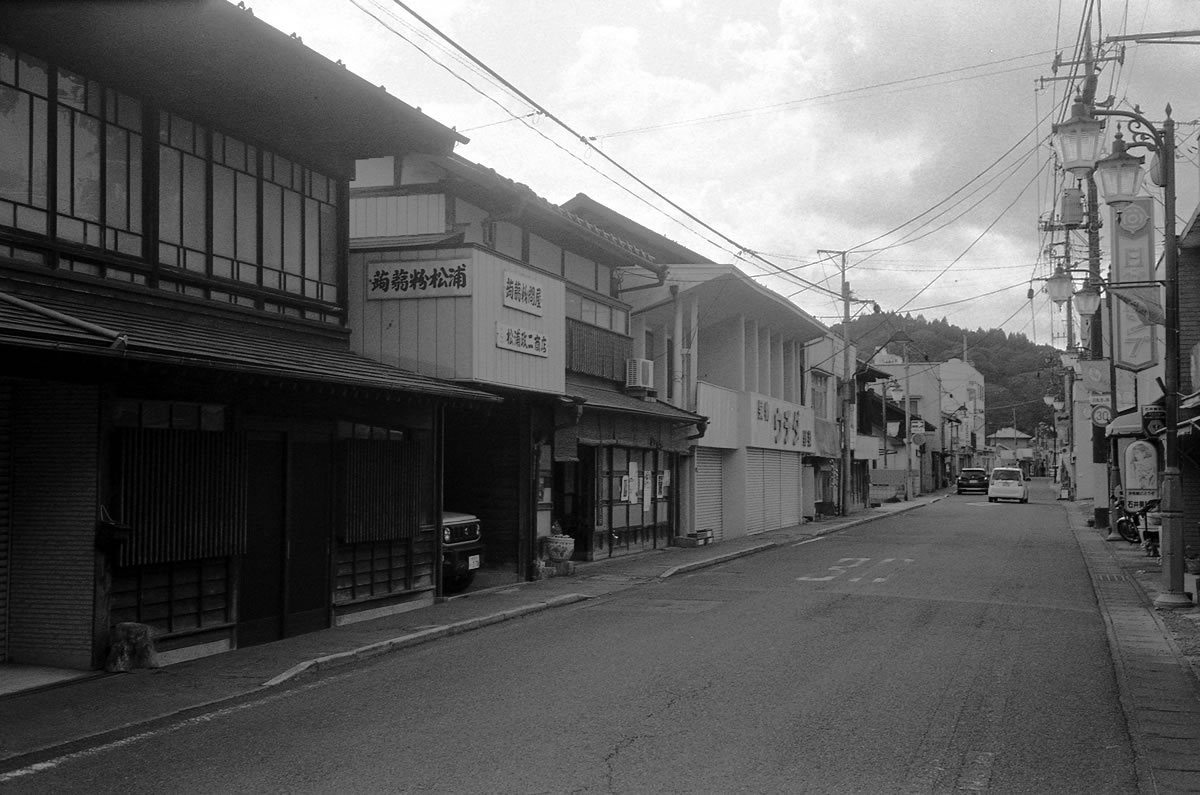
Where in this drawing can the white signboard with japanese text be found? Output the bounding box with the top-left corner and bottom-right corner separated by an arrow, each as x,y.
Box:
366,261 -> 471,299
495,322 -> 549,357
503,271 -> 545,316
746,393 -> 816,452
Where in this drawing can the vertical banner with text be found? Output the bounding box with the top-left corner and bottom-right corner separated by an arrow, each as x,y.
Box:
1110,197 -> 1161,372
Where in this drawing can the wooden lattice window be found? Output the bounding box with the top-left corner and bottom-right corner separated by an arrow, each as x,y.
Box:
116,428 -> 247,566
341,439 -> 423,542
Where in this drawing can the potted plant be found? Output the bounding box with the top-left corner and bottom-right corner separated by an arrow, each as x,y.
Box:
544,518 -> 575,563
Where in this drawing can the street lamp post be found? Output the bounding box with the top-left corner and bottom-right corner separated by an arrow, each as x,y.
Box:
1055,98 -> 1189,608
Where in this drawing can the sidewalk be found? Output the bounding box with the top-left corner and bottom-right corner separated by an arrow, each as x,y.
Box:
0,497 -> 932,774
1066,498 -> 1200,794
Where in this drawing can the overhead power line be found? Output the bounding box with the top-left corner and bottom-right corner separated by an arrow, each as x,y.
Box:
591,51 -> 1055,140
362,0 -> 847,302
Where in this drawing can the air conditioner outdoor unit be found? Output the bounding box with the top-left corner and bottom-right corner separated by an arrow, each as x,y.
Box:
625,358 -> 654,389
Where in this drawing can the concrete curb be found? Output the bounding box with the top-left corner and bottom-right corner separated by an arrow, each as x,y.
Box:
658,542 -> 777,579
263,593 -> 593,688
657,496 -> 940,579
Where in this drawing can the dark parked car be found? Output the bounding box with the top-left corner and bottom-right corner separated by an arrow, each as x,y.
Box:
441,511 -> 483,594
956,467 -> 989,495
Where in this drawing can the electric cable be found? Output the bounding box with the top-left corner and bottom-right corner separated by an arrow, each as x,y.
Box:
366,0 -> 849,302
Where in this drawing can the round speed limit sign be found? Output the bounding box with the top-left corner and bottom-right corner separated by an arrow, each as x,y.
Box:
1091,404 -> 1113,427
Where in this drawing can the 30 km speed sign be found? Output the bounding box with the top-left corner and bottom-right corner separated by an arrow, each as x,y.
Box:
1091,404 -> 1113,427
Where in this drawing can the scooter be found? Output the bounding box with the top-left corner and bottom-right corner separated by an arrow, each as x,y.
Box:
1115,498 -> 1161,556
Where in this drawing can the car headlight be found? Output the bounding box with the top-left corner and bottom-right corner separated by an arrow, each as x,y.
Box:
443,528 -> 451,543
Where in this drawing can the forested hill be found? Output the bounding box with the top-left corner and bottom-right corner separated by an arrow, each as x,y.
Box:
838,313 -> 1062,436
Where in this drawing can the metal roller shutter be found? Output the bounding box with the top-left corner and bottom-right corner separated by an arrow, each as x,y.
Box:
764,451 -> 783,531
9,382 -> 98,669
782,452 -> 802,528
746,449 -> 766,535
0,381 -> 10,662
694,448 -> 724,542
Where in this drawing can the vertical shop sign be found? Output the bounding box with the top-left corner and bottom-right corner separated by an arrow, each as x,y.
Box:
503,271 -> 544,316
1110,198 -> 1160,372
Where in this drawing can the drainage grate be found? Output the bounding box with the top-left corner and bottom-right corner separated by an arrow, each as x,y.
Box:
1095,573 -> 1128,582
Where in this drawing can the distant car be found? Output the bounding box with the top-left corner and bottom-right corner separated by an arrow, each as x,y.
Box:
956,467 -> 989,495
441,511 -> 483,593
987,467 -> 1029,503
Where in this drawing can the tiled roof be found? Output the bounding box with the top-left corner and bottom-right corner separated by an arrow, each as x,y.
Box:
565,373 -> 705,425
0,290 -> 499,403
434,155 -> 662,271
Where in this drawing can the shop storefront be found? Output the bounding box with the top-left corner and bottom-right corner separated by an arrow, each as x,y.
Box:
554,374 -> 703,560
0,291 -> 496,668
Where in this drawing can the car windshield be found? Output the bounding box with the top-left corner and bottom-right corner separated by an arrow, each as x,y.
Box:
962,469 -> 985,477
993,470 -> 1020,481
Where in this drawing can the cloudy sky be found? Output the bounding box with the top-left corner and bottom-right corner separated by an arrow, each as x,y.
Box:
238,0 -> 1200,345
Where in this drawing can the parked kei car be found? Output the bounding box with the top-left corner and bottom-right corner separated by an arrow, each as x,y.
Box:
441,511 -> 483,593
987,467 -> 1029,503
956,467 -> 989,495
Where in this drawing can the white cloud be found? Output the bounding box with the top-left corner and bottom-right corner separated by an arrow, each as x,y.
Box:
237,0 -> 1200,342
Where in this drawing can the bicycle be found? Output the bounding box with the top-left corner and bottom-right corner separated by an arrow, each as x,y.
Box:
1114,498 -> 1161,556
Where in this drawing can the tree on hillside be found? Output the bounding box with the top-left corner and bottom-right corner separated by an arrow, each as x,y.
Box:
839,312 -> 1062,436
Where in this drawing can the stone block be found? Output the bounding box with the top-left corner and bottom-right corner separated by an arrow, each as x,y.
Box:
106,621 -> 159,672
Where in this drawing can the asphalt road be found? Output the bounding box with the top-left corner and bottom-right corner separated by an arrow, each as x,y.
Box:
11,480 -> 1137,794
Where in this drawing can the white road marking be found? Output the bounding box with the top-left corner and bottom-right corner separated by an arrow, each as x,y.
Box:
797,557 -> 914,583
796,557 -> 870,582
0,676 -> 333,783
790,536 -> 826,547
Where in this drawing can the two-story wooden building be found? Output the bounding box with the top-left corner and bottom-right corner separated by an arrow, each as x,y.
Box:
346,155 -> 705,578
0,2 -> 501,670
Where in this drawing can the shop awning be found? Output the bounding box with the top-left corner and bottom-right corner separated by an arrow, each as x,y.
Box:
565,374 -> 706,426
1106,409 -> 1143,437
554,374 -> 706,460
0,289 -> 500,404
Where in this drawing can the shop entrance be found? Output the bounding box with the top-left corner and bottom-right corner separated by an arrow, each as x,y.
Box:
553,450 -> 595,556
563,446 -> 676,560
239,429 -> 331,647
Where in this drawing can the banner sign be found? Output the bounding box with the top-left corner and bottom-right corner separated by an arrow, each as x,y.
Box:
1110,198 -> 1159,372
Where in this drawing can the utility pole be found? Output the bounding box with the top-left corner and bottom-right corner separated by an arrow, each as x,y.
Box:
890,329 -> 914,501
819,249 -> 854,517
904,346 -> 912,500
1079,33 -> 1112,528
